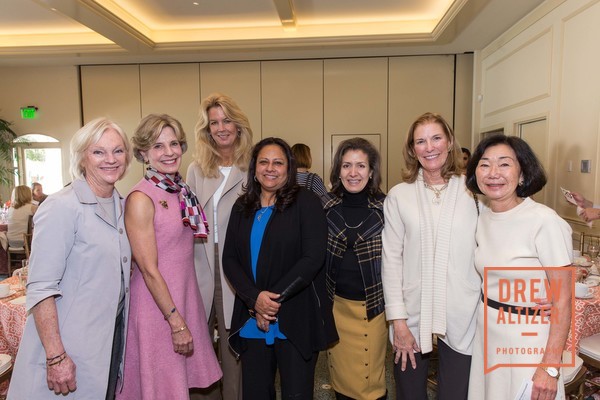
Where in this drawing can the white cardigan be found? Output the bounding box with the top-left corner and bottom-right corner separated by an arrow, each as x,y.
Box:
381,174 -> 481,355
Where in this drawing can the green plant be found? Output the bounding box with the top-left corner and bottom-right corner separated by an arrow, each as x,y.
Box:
0,117 -> 17,187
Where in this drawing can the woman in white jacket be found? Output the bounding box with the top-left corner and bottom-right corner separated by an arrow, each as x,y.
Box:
381,112 -> 481,400
186,93 -> 253,400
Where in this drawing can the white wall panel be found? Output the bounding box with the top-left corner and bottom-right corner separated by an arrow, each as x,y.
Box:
482,30 -> 552,116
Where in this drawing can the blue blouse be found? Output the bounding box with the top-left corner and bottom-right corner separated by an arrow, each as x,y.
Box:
239,205 -> 287,344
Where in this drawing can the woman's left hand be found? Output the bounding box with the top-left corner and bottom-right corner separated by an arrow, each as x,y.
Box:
531,367 -> 558,400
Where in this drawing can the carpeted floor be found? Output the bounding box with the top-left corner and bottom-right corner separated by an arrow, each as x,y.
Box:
582,366 -> 600,400
303,345 -> 437,399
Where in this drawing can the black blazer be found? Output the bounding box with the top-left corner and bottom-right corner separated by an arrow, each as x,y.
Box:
223,188 -> 336,360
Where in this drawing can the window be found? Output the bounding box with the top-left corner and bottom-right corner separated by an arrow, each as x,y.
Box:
13,134 -> 63,194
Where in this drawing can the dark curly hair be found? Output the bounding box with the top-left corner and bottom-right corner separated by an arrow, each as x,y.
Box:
329,137 -> 384,197
466,135 -> 546,197
239,137 -> 299,215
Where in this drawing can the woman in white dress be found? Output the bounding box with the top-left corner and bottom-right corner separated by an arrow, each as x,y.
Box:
466,135 -> 572,400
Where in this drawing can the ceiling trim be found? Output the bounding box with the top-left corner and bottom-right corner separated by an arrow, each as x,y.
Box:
272,0 -> 297,30
33,0 -> 155,51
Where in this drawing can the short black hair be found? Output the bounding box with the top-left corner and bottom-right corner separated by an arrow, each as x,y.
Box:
466,135 -> 546,198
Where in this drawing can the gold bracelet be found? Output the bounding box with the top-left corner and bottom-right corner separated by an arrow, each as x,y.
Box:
171,325 -> 187,334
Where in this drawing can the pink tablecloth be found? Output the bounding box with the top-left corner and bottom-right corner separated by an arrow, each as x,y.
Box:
565,285 -> 600,352
0,276 -> 26,394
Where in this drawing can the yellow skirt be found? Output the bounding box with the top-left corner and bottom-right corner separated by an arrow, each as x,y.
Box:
327,295 -> 388,399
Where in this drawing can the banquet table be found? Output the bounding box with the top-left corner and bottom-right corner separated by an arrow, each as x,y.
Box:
565,284 -> 600,352
0,276 -> 26,395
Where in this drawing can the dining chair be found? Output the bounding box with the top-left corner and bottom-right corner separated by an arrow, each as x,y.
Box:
23,233 -> 32,259
563,351 -> 587,400
578,333 -> 600,391
6,245 -> 26,276
0,353 -> 12,384
581,232 -> 600,257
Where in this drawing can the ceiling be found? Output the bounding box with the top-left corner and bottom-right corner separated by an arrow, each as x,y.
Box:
0,0 -> 546,67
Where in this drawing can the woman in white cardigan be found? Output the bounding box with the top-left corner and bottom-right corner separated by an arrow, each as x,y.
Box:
186,93 -> 253,400
381,112 -> 481,400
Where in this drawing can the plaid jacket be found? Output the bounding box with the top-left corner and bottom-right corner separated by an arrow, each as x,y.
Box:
323,192 -> 385,320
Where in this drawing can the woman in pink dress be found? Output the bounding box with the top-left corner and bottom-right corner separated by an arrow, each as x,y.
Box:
117,114 -> 222,399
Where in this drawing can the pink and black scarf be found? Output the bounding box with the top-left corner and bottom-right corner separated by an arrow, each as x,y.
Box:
145,166 -> 209,238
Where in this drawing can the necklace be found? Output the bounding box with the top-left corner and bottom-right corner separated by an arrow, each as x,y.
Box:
423,182 -> 448,205
344,210 -> 374,229
345,219 -> 366,229
257,206 -> 272,222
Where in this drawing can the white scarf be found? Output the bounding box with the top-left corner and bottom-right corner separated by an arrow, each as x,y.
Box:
416,170 -> 459,353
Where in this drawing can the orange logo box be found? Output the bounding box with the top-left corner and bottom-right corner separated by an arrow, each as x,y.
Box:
482,267 -> 576,374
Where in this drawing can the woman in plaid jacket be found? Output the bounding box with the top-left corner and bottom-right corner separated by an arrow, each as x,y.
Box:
323,137 -> 387,400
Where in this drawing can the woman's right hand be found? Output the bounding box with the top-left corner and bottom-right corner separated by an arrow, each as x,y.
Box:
46,354 -> 76,395
571,192 -> 592,209
254,290 -> 281,322
392,319 -> 420,371
170,317 -> 193,355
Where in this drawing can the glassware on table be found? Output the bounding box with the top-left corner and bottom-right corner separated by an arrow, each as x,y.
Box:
18,259 -> 29,290
588,243 -> 600,260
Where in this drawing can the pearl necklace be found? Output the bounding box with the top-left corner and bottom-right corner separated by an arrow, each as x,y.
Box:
423,182 -> 448,205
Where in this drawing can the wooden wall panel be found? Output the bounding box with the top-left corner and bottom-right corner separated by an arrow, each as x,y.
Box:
80,65 -> 142,194
261,60 -> 325,179
324,58 -> 388,190
388,55 -> 454,188
200,62 -> 262,141
140,63 -> 201,181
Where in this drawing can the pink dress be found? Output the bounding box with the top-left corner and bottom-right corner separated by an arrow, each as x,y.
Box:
117,179 -> 222,399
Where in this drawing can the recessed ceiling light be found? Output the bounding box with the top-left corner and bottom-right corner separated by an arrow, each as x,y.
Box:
192,2 -> 199,5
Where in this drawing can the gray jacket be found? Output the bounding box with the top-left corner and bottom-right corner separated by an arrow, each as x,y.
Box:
8,179 -> 131,399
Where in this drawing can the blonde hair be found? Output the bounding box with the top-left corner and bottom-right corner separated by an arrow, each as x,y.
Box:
12,185 -> 32,209
402,112 -> 463,183
194,93 -> 253,178
132,114 -> 187,163
70,118 -> 132,180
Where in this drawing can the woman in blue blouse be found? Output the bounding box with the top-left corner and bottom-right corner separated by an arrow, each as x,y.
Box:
223,137 -> 335,399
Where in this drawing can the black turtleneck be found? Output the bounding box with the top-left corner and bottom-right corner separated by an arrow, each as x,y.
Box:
334,187 -> 371,301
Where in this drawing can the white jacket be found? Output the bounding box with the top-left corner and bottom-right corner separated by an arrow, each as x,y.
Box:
381,174 -> 481,355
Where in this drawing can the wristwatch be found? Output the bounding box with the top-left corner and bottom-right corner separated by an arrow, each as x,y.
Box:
542,366 -> 560,379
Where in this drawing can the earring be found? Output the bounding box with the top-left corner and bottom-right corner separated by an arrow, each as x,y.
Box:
518,180 -> 524,186
254,176 -> 258,182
